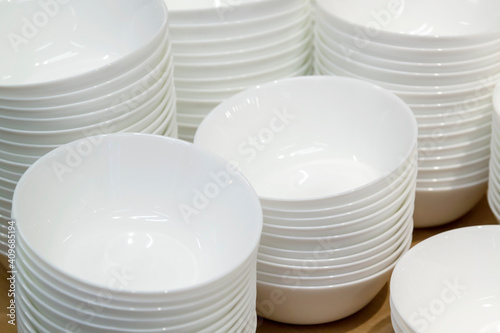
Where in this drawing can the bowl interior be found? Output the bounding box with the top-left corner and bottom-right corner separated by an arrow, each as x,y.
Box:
12,134 -> 262,294
194,76 -> 417,202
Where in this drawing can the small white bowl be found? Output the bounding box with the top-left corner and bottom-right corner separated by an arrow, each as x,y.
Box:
256,253 -> 398,324
391,225 -> 500,332
417,167 -> 489,189
417,112 -> 491,136
0,0 -> 168,98
12,133 -> 262,296
194,76 -> 417,207
413,179 -> 487,227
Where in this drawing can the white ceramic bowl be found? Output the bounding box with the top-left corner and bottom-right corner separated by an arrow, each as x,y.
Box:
0,0 -> 168,98
413,180 -> 487,227
194,76 -> 417,209
256,254 -> 397,324
417,121 -> 491,148
12,133 -> 262,297
417,155 -> 490,179
391,226 -> 500,332
414,103 -> 492,125
418,145 -> 490,168
417,112 -> 491,136
316,0 -> 500,48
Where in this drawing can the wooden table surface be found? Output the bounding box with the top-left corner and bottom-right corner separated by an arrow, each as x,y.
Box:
0,195 -> 496,333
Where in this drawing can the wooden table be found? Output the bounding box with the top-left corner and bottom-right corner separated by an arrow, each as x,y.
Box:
0,195 -> 496,332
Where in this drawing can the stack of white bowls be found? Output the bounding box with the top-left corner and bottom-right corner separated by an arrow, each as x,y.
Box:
165,0 -> 314,142
194,76 -> 418,325
12,133 -> 262,332
0,0 -> 177,242
314,0 -> 500,227
487,84 -> 500,220
390,225 -> 500,333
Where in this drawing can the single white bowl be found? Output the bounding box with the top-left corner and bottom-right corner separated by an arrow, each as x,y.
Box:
12,133 -> 262,297
391,226 -> 500,332
316,0 -> 500,48
413,179 -> 487,227
194,76 -> 417,208
256,253 -> 398,324
169,0 -> 308,40
0,0 -> 168,98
